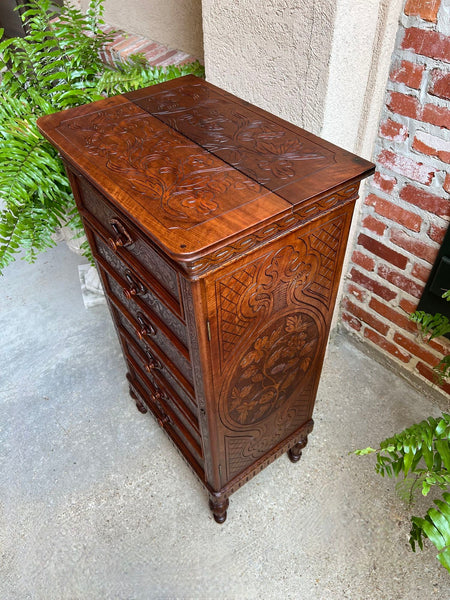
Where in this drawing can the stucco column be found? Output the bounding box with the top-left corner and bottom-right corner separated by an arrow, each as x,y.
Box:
201,0 -> 402,156
201,0 -> 337,135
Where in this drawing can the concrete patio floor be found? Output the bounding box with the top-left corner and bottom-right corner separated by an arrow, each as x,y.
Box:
1,243 -> 449,599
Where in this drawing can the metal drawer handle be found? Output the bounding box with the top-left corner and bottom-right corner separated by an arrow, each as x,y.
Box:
144,350 -> 161,373
123,270 -> 146,299
108,218 -> 133,252
136,312 -> 156,338
154,394 -> 172,427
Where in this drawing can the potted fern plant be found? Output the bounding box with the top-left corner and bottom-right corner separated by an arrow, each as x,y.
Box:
355,291 -> 450,572
0,0 -> 204,274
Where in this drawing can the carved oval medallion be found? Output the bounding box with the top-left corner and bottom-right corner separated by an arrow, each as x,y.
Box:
225,312 -> 319,427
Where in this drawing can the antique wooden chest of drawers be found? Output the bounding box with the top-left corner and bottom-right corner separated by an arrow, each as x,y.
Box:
38,76 -> 374,523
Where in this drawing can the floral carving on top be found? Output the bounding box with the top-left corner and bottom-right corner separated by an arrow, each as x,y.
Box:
129,84 -> 334,192
56,102 -> 264,229
226,312 -> 318,426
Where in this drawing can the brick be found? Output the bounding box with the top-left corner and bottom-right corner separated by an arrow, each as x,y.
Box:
343,298 -> 389,335
444,174 -> 450,195
390,228 -> 439,264
400,185 -> 450,218
364,328 -> 411,363
402,27 -> 450,62
393,332 -> 440,366
369,297 -> 418,333
416,361 -> 450,394
412,131 -> 450,163
373,172 -> 397,194
428,223 -> 448,244
390,60 -> 424,89
428,337 -> 450,355
358,233 -> 408,269
377,150 -> 434,185
366,193 -> 422,232
400,297 -> 418,314
350,268 -> 397,301
404,0 -> 441,22
429,69 -> 450,101
387,92 -> 420,119
378,263 -> 425,298
362,214 -> 387,236
422,103 -> 450,130
379,118 -> 408,141
342,311 -> 362,332
352,250 -> 375,272
411,262 -> 431,282
347,282 -> 368,303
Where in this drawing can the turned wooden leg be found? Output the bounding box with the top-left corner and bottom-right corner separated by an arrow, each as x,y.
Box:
288,434 -> 309,463
209,496 -> 229,524
129,387 -> 147,414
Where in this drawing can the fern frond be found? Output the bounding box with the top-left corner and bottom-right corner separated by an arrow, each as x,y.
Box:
354,414 -> 450,490
97,58 -> 205,96
0,0 -> 204,273
410,491 -> 450,572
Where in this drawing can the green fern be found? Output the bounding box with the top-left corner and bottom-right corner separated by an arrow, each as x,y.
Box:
97,55 -> 205,96
355,414 -> 450,571
410,492 -> 450,571
356,292 -> 450,571
410,291 -> 450,384
0,0 -> 204,273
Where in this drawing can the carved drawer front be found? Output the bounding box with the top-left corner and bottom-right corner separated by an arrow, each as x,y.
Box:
121,334 -> 204,466
110,303 -> 197,413
91,227 -> 188,353
75,172 -> 181,307
86,220 -> 183,323
98,262 -> 194,387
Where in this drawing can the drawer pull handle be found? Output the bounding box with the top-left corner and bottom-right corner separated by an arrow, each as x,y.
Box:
108,219 -> 133,252
136,312 -> 156,338
157,413 -> 171,427
123,271 -> 146,299
144,350 -> 161,373
153,394 -> 172,427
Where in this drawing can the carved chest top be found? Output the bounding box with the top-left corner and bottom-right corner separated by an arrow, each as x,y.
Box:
38,75 -> 374,269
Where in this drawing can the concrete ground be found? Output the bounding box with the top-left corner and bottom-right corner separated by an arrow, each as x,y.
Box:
1,243 -> 449,600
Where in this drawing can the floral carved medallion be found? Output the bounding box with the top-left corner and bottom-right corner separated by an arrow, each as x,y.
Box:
226,311 -> 319,427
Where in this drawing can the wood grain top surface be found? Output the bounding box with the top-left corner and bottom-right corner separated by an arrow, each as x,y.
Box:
37,76 -> 374,263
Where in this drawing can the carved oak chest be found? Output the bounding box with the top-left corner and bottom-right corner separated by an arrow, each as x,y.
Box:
37,76 -> 374,523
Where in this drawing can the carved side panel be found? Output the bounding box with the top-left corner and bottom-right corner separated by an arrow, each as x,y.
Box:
206,209 -> 352,485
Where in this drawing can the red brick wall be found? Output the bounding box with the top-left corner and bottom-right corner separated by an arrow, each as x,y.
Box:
340,0 -> 450,395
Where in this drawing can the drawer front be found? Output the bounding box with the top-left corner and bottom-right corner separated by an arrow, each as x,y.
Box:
98,262 -> 194,386
127,371 -> 205,480
91,229 -> 189,347
75,172 -> 181,305
111,303 -> 197,411
122,336 -> 204,463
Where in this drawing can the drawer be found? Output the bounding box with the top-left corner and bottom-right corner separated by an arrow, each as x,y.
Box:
127,372 -> 205,481
122,337 -> 204,463
90,229 -> 189,350
75,172 -> 181,306
111,303 -> 197,411
98,262 -> 194,386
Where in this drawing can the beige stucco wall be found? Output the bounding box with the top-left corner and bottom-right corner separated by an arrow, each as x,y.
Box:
201,0 -> 402,159
201,0 -> 337,136
321,0 -> 404,157
78,0 -> 204,58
